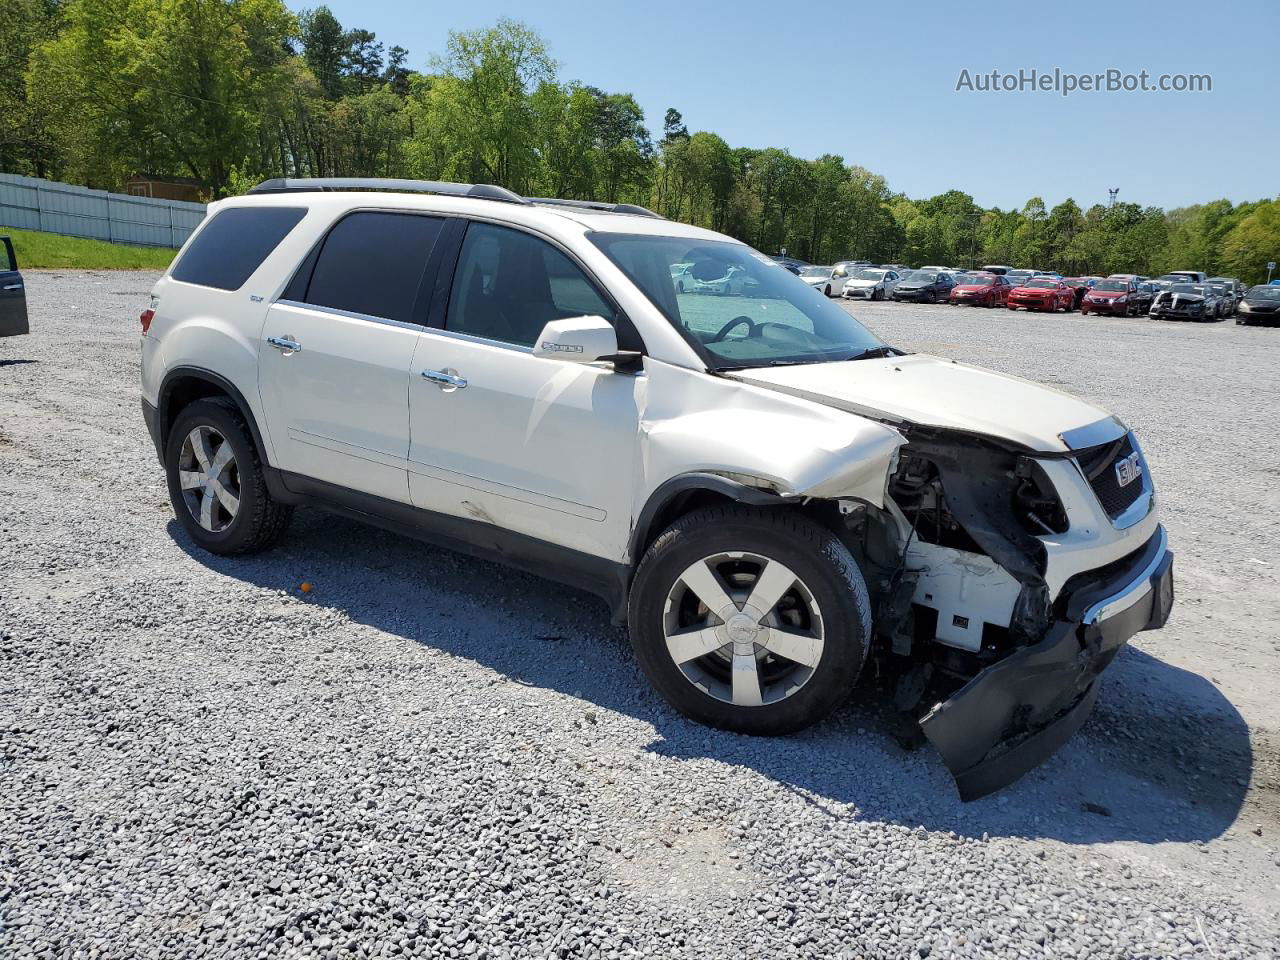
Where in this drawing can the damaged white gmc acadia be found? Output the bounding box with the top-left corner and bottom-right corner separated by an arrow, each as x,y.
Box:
140,179 -> 1174,799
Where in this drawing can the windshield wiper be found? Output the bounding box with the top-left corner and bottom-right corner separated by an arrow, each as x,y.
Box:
844,345 -> 901,362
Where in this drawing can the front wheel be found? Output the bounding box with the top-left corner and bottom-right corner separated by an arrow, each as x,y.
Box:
165,398 -> 293,555
628,506 -> 871,735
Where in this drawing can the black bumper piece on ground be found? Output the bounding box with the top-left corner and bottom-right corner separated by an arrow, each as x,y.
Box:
920,527 -> 1174,801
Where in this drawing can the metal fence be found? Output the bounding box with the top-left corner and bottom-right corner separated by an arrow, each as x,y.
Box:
0,173 -> 207,249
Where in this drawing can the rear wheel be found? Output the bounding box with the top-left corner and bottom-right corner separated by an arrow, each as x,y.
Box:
165,398 -> 292,555
628,506 -> 871,735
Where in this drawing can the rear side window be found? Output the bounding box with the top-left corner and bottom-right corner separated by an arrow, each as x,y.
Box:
171,206 -> 306,290
303,212 -> 445,323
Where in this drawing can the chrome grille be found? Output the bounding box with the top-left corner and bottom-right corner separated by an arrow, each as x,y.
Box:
1075,433 -> 1146,519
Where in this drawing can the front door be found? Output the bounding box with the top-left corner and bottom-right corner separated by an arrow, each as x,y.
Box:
407,221 -> 641,561
258,211 -> 447,504
0,237 -> 29,338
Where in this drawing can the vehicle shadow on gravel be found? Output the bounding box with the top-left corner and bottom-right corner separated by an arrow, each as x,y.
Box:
172,510 -> 1253,848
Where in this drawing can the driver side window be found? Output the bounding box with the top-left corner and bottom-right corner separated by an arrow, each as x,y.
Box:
446,222 -> 618,348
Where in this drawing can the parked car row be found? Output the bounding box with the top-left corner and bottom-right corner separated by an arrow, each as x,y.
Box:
772,254 -> 1278,326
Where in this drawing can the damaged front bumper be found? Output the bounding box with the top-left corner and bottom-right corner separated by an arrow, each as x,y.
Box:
920,525 -> 1174,801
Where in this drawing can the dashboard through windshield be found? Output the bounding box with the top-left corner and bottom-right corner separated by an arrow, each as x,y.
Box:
588,234 -> 885,369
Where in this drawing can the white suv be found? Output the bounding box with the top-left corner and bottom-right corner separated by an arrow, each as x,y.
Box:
140,178 -> 1174,799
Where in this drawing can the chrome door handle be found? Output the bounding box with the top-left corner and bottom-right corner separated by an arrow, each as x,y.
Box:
421,369 -> 467,390
2,283 -> 21,291
266,335 -> 302,352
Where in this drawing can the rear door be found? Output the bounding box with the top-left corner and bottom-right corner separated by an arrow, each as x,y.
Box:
0,237 -> 29,338
259,211 -> 448,504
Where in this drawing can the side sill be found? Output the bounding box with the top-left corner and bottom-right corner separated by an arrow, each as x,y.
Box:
272,470 -> 630,623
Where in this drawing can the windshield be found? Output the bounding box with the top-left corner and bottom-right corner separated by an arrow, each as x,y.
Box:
588,234 -> 884,369
1247,285 -> 1280,301
902,270 -> 936,282
959,275 -> 994,286
1025,279 -> 1057,289
1094,280 -> 1128,292
799,266 -> 832,278
852,269 -> 886,280
1169,284 -> 1201,294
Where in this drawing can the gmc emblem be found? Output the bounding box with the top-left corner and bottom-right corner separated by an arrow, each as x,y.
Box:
1115,451 -> 1143,488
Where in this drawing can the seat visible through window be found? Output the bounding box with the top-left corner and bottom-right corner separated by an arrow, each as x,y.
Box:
446,222 -> 618,347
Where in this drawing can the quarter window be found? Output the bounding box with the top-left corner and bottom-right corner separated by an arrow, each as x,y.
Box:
445,222 -> 618,347
304,212 -> 446,323
171,206 -> 306,291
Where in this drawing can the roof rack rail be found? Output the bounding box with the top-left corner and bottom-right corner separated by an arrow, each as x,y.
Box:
247,177 -> 529,205
526,197 -> 664,219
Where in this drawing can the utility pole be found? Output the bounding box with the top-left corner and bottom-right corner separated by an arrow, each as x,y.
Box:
1108,188 -> 1119,209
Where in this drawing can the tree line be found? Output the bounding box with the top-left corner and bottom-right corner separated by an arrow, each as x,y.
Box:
3,3 -> 1277,284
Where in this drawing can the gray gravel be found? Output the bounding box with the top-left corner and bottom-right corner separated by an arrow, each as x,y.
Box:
2,270 -> 1279,959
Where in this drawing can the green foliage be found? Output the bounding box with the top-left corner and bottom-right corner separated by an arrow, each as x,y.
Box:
9,10 -> 1276,276
5,227 -> 176,269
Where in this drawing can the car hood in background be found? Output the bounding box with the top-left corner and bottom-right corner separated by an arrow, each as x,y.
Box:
727,354 -> 1114,452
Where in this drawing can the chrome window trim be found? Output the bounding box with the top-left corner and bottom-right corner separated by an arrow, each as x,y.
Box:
417,324 -> 534,355
273,299 -> 425,333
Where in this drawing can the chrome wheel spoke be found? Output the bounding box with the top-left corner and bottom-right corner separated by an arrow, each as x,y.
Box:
209,477 -> 239,516
730,649 -> 764,707
179,470 -> 205,491
762,627 -> 823,668
677,560 -> 736,616
745,559 -> 797,621
665,626 -> 726,666
189,428 -> 215,471
209,440 -> 235,478
199,489 -> 216,530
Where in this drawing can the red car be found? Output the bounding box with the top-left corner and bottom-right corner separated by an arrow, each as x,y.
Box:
1007,277 -> 1075,313
1080,278 -> 1147,316
1061,276 -> 1099,310
949,272 -> 1010,307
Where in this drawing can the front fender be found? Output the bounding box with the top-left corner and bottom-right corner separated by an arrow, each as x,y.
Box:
636,361 -> 905,530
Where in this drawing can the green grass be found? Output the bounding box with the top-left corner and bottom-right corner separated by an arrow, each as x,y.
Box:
3,227 -> 176,270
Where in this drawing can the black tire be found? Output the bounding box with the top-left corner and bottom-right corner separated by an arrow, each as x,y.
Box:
165,397 -> 292,555
628,505 -> 871,735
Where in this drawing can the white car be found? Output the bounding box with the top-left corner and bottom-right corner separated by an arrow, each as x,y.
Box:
141,177 -> 1173,800
795,265 -> 839,295
841,267 -> 900,301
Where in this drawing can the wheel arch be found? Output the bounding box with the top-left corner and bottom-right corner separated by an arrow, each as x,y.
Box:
157,367 -> 269,465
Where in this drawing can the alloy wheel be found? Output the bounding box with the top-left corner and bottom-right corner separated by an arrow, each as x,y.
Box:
177,425 -> 240,532
662,552 -> 825,707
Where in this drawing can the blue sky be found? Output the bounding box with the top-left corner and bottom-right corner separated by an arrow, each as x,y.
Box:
290,0 -> 1277,211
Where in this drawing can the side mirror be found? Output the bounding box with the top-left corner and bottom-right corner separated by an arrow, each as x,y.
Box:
532,315 -> 624,365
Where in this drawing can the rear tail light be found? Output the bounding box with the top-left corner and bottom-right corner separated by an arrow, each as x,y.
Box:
140,308 -> 154,334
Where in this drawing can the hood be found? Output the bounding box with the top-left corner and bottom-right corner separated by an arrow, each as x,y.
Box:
845,278 -> 881,288
726,354 -> 1115,453
1088,290 -> 1126,299
953,284 -> 992,292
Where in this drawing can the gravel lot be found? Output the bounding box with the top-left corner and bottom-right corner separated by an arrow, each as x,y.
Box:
2,271 -> 1279,959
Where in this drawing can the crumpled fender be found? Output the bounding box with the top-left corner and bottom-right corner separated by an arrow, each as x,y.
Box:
636,360 -> 906,512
